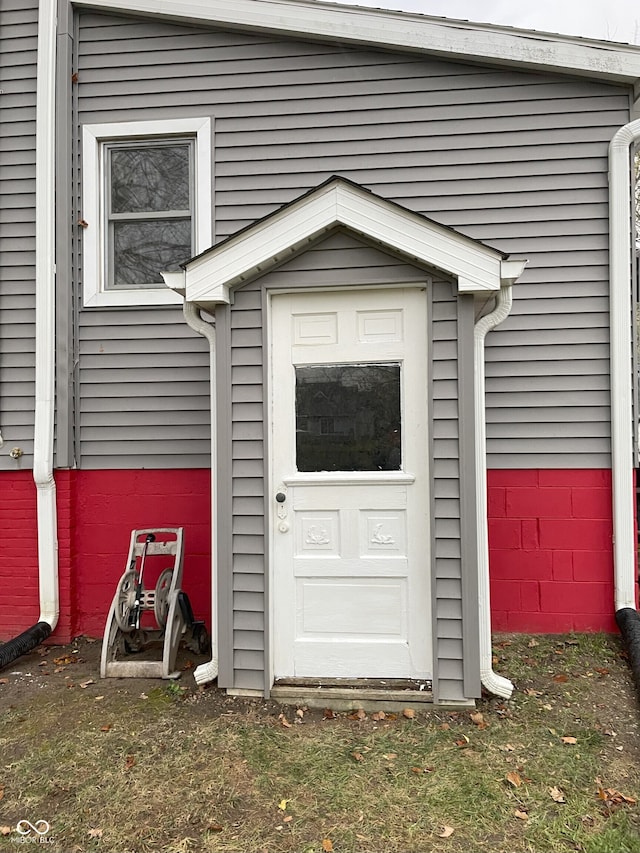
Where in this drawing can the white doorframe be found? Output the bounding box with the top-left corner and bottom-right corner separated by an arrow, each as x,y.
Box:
267,284 -> 431,683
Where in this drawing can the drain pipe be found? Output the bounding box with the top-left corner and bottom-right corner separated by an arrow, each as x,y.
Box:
182,301 -> 219,686
0,0 -> 59,671
475,284 -> 516,699
609,118 -> 640,682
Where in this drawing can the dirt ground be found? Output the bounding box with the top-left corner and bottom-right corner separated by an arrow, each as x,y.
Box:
1,632 -> 640,752
0,635 -> 279,719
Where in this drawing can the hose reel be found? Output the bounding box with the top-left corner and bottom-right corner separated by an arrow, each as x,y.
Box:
100,528 -> 210,679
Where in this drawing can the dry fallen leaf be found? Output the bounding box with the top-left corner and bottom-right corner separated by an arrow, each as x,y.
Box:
403,708 -> 416,719
124,754 -> 136,771
454,734 -> 470,748
506,771 -> 523,788
283,816 -> 293,823
524,688 -> 543,697
371,711 -> 386,721
278,799 -> 291,811
100,724 -> 112,732
0,678 -> 9,685
514,810 -> 529,821
295,708 -> 305,718
80,679 -> 95,689
552,674 -> 568,683
348,709 -> 367,721
550,786 -> 566,803
0,827 -> 11,836
528,638 -> 539,647
438,825 -> 455,838
383,753 -> 398,760
322,839 -> 334,852
470,711 -> 489,729
561,736 -> 577,745
323,708 -> 336,720
411,766 -> 435,774
208,823 -> 223,832
351,751 -> 365,762
439,722 -> 450,730
499,743 -> 516,752
598,787 -> 637,806
278,714 -> 292,728
87,829 -> 103,839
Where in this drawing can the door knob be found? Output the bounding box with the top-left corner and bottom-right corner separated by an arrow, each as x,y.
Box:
275,492 -> 286,503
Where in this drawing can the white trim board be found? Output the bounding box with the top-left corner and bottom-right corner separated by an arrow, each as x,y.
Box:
82,117 -> 212,308
73,0 -> 640,83
173,178 -> 525,306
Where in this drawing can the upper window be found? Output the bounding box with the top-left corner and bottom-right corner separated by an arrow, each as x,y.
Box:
82,118 -> 212,307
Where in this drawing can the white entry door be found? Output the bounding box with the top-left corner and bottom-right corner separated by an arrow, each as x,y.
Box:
271,287 -> 431,680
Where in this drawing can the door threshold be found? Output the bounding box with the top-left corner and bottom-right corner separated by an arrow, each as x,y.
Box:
271,679 -> 435,712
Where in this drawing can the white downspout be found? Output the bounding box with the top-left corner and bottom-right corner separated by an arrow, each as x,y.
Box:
609,119 -> 640,612
475,285 -> 515,699
33,0 -> 59,631
182,302 -> 219,685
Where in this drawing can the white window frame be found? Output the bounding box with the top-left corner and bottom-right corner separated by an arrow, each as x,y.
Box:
82,117 -> 212,308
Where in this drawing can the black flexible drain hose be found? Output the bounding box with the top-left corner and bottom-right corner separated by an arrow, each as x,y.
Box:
0,622 -> 52,672
615,607 -> 640,690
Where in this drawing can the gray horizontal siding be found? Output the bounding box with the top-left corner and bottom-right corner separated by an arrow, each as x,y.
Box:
0,1 -> 37,470
431,280 -> 467,702
75,9 -> 630,468
77,312 -> 210,468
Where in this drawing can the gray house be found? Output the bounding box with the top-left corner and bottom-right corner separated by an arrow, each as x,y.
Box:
1,0 -> 640,705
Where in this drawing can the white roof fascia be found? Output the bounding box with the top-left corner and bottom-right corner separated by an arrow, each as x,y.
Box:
73,0 -> 640,83
183,180 -> 506,305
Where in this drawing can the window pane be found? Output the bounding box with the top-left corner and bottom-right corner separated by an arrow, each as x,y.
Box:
110,145 -> 190,213
295,364 -> 401,472
112,219 -> 191,286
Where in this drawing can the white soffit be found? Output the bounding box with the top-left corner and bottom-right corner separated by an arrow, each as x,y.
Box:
74,0 -> 640,83
182,178 -> 515,304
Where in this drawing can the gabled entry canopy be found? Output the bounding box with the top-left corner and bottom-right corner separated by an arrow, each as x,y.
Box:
163,178 -> 527,308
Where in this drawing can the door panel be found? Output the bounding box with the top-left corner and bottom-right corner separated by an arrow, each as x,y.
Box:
271,287 -> 431,679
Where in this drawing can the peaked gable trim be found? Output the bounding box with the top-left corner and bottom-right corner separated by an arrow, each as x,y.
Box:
75,0 -> 640,83
168,178 -> 525,305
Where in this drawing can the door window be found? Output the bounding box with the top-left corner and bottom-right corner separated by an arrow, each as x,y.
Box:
295,363 -> 401,472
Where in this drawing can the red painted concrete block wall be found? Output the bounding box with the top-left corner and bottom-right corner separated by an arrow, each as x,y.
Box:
0,466 -> 623,642
0,472 -> 41,638
488,469 -> 617,632
73,470 -> 211,638
0,470 -> 211,642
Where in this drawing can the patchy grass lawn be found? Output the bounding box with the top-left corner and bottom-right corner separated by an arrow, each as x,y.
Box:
0,633 -> 639,852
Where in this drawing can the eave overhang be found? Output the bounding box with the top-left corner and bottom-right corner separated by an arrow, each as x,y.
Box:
73,0 -> 640,84
164,177 -> 526,308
